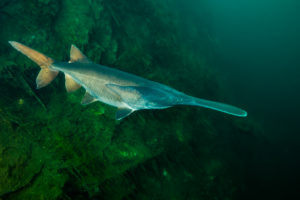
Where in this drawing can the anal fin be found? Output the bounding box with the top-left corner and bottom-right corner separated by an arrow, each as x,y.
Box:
116,107 -> 134,120
81,92 -> 97,105
65,74 -> 81,92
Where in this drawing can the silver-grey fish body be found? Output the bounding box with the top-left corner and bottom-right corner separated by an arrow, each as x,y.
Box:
51,61 -> 184,110
9,41 -> 247,120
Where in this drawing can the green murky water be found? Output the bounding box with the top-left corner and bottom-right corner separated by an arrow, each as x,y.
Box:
0,0 -> 299,199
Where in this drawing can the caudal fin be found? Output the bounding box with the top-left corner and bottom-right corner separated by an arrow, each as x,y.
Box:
9,41 -> 58,89
180,95 -> 247,117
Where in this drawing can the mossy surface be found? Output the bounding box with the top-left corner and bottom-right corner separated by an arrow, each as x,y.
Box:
0,0 -> 263,199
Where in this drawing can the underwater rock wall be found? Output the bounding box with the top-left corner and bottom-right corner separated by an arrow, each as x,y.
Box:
0,0 -> 263,199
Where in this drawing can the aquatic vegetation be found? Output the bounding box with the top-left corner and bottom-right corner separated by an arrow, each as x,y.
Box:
0,0 -> 260,199
55,0 -> 94,46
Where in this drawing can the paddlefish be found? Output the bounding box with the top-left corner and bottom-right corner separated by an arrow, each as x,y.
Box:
9,41 -> 247,120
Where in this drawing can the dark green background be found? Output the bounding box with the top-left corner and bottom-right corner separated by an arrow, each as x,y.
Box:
0,0 -> 299,199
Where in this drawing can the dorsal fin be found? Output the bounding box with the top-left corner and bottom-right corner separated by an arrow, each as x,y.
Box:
65,74 -> 81,92
69,44 -> 90,63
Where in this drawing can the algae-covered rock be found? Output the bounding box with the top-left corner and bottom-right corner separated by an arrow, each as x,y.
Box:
6,165 -> 68,200
0,131 -> 44,197
54,0 -> 96,46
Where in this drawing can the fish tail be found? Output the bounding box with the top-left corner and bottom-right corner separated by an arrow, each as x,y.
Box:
179,94 -> 247,117
9,41 -> 58,89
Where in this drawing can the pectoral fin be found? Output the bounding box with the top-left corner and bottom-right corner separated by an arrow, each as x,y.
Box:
116,107 -> 134,120
81,92 -> 97,105
65,74 -> 81,92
